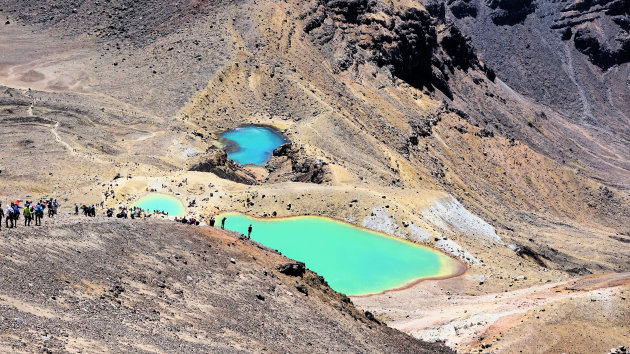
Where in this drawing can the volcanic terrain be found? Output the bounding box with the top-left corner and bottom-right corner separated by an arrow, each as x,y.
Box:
0,0 -> 629,352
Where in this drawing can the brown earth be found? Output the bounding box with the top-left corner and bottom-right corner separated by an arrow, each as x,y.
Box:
0,0 -> 629,352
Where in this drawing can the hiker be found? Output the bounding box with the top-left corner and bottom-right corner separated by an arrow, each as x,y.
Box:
248,224 -> 252,239
209,216 -> 215,227
221,217 -> 226,229
11,202 -> 19,228
75,204 -> 79,215
6,203 -> 15,228
34,203 -> 44,226
0,202 -> 3,230
52,199 -> 59,216
23,203 -> 32,226
106,208 -> 113,217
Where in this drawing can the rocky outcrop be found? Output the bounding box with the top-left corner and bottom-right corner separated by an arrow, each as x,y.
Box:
573,26 -> 630,69
485,0 -> 536,25
277,262 -> 306,277
269,143 -> 329,184
447,0 -> 477,19
552,0 -> 630,69
301,0 -> 486,97
188,147 -> 258,185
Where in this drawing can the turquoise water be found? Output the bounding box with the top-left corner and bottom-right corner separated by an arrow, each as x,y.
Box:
217,213 -> 463,296
221,125 -> 286,165
134,193 -> 185,217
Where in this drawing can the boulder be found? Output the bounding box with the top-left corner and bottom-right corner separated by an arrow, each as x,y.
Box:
277,262 -> 306,277
296,284 -> 309,295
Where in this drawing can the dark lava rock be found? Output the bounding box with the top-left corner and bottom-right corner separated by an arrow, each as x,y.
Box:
560,27 -> 572,41
439,25 -> 477,71
574,27 -> 630,70
272,143 -> 293,157
364,311 -> 379,323
447,0 -> 477,19
277,262 -> 306,277
302,0 -> 484,97
485,0 -> 536,26
296,284 -> 309,296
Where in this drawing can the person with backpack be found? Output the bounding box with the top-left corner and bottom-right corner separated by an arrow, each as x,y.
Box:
12,202 -> 19,228
34,203 -> 44,226
5,203 -> 17,228
5,203 -> 13,228
23,203 -> 32,226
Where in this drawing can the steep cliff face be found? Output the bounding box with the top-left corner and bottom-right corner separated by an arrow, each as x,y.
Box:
558,0 -> 630,69
434,0 -> 630,96
425,0 -> 630,188
301,0 -> 490,97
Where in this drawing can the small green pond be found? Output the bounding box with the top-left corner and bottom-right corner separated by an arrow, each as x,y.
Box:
134,193 -> 185,217
217,212 -> 464,296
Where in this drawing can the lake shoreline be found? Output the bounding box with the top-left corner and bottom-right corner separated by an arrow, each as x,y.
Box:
215,211 -> 468,296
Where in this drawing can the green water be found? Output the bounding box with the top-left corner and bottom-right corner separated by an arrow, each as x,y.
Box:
134,193 -> 185,217
221,125 -> 286,165
218,213 -> 462,296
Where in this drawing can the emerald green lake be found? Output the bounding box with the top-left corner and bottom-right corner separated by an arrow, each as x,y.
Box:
218,213 -> 464,296
134,193 -> 185,217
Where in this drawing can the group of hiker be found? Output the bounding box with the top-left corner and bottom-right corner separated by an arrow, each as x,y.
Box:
1,199 -> 59,229
174,216 -> 200,225
105,206 -> 144,219
76,204 -> 98,217
2,198 -> 255,239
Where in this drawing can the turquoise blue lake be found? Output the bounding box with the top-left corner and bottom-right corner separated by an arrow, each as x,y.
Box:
217,212 -> 464,296
134,193 -> 185,217
221,126 -> 286,165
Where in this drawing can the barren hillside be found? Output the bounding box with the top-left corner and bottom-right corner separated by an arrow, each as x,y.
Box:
0,0 -> 628,352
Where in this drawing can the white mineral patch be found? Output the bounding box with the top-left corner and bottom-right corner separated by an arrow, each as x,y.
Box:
407,222 -> 432,242
362,206 -> 403,237
420,196 -> 501,244
435,239 -> 480,264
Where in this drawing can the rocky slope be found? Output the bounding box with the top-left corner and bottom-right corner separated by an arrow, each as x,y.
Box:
430,0 -> 630,185
0,0 -> 629,352
0,214 -> 450,353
